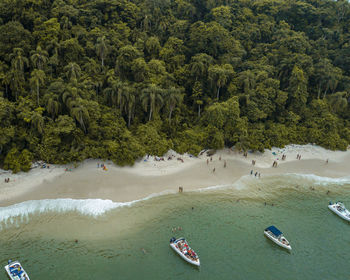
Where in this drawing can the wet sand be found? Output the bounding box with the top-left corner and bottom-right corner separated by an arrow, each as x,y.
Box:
0,145 -> 349,206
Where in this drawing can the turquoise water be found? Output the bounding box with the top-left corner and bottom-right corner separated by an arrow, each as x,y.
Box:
1,174 -> 350,279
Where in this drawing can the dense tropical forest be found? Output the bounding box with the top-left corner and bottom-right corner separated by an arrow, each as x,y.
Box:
1,0 -> 350,172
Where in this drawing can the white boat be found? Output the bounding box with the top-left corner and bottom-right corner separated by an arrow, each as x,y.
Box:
4,260 -> 30,280
328,201 -> 350,222
170,237 -> 200,266
264,226 -> 291,251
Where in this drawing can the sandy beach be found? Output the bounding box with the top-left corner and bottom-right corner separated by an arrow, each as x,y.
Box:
0,144 -> 349,207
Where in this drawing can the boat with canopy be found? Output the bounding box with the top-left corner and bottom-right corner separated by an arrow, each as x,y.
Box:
264,226 -> 291,251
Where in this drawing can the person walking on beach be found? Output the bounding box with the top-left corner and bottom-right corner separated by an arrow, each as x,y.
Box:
250,170 -> 253,175
213,167 -> 216,173
207,159 -> 209,165
224,160 -> 226,168
219,156 -> 221,161
210,157 -> 213,162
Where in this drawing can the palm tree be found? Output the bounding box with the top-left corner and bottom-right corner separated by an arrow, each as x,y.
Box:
103,79 -> 126,110
141,84 -> 164,121
9,48 -> 28,100
62,85 -> 79,110
238,70 -> 256,95
64,62 -> 81,82
103,81 -> 118,108
44,93 -> 61,119
31,45 -> 48,70
96,36 -> 109,67
191,81 -> 203,117
123,86 -> 136,127
70,99 -> 90,133
190,53 -> 214,81
327,92 -> 348,113
30,69 -> 46,106
31,112 -> 44,135
9,48 -> 28,73
165,87 -> 184,123
0,61 -> 9,97
208,64 -> 234,99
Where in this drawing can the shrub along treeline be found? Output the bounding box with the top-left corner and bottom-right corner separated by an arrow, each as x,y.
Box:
1,0 -> 350,172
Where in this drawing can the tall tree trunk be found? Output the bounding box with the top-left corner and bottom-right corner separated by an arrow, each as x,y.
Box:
198,104 -> 201,117
128,108 -> 132,128
80,115 -> 86,133
37,84 -> 40,106
168,106 -> 173,124
216,87 -> 220,99
148,106 -> 152,121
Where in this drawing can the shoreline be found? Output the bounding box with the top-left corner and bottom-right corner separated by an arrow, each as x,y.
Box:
0,144 -> 349,207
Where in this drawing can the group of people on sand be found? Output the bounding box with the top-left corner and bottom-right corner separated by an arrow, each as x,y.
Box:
250,170 -> 261,178
97,163 -> 108,171
296,154 -> 302,160
272,161 -> 278,167
4,178 -> 10,183
206,156 -> 227,171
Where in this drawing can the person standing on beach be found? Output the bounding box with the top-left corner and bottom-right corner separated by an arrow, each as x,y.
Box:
213,167 -> 215,173
207,159 -> 209,165
250,170 -> 253,175
224,160 -> 226,168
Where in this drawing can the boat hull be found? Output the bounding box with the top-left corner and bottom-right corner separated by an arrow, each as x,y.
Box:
264,231 -> 291,251
170,242 -> 200,266
328,204 -> 350,222
4,261 -> 30,280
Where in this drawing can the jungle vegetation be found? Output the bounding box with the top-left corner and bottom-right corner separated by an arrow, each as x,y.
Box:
1,0 -> 350,172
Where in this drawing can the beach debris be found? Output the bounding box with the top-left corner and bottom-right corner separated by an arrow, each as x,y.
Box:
206,149 -> 216,156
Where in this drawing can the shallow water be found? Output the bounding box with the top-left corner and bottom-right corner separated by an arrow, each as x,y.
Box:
1,174 -> 350,279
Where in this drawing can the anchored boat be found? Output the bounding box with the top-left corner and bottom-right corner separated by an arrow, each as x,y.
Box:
170,237 -> 200,266
328,201 -> 350,222
264,226 -> 291,251
4,260 -> 30,280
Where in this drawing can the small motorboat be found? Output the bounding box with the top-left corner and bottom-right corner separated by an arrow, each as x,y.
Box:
4,260 -> 30,280
328,201 -> 350,222
170,237 -> 200,266
264,226 -> 291,251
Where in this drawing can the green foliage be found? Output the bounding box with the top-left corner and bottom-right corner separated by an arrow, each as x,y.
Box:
135,122 -> 172,156
0,0 -> 350,171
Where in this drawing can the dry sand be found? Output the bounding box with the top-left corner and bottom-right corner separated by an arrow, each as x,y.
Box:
0,144 -> 349,207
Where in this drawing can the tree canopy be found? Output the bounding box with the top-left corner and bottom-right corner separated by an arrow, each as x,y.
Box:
0,0 -> 350,172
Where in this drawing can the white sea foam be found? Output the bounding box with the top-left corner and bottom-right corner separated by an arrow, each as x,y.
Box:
285,173 -> 350,186
0,191 -> 176,227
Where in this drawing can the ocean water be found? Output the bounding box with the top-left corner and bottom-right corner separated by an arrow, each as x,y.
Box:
1,174 -> 350,279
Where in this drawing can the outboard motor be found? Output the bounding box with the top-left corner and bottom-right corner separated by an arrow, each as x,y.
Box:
170,237 -> 176,243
